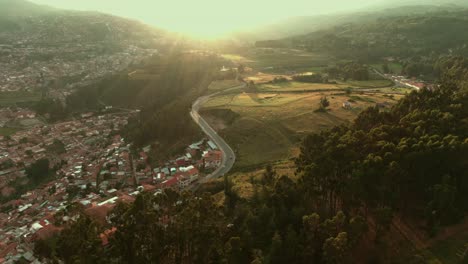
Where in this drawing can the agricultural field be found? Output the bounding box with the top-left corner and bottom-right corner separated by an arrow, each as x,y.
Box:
0,127 -> 21,136
202,91 -> 403,169
256,81 -> 349,92
211,160 -> 298,199
0,91 -> 41,107
371,62 -> 404,75
224,48 -> 330,73
251,79 -> 395,92
216,48 -> 408,169
362,86 -> 414,94
344,79 -> 394,88
207,79 -> 242,91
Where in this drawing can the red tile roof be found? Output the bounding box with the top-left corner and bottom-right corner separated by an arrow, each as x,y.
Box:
34,225 -> 62,241
0,242 -> 17,259
100,227 -> 117,246
85,204 -> 114,225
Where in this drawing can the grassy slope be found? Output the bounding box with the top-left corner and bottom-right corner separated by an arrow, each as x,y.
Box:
207,80 -> 242,92
0,127 -> 21,136
203,91 -> 403,169
0,91 -> 42,107
208,48 -> 406,170
223,48 -> 330,71
371,63 -> 404,75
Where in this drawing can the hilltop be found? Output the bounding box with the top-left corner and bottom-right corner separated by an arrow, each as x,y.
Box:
241,3 -> 468,41
0,0 -> 165,46
0,0 -> 57,17
256,9 -> 468,60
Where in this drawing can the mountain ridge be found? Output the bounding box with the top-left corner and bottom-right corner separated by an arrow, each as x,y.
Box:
0,0 -> 58,17
238,3 -> 468,41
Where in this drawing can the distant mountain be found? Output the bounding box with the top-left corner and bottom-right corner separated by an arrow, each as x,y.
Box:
0,0 -> 57,17
241,3 -> 468,41
0,0 -> 167,48
256,9 -> 468,60
367,0 -> 468,10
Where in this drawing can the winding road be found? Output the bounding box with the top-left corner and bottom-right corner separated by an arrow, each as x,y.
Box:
190,83 -> 245,183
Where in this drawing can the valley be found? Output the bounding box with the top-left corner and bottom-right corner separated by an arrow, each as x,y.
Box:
201,48 -> 409,170
0,0 -> 467,263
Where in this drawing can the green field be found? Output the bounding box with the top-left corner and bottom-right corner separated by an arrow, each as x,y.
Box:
224,48 -> 330,72
203,91 -> 403,169
207,80 -> 242,91
215,48 -> 405,169
0,91 -> 41,106
371,62 -> 404,75
255,80 -> 394,93
258,81 -> 348,92
362,86 -> 413,94
204,93 -> 314,108
262,66 -> 328,74
0,127 -> 21,136
343,79 -> 394,88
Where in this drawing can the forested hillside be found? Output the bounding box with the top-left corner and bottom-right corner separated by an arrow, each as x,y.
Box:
241,3 -> 466,41
0,0 -> 165,47
67,52 -> 226,151
33,58 -> 468,263
0,0 -> 56,18
256,10 -> 468,61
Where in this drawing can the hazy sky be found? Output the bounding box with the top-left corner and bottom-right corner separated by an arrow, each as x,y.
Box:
30,0 -> 378,37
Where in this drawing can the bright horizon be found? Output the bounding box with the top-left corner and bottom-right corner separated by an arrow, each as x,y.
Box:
29,0 -> 379,38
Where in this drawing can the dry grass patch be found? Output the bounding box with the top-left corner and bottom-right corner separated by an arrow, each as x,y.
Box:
202,90 -> 403,170
207,79 -> 242,91
219,160 -> 297,199
244,72 -> 291,84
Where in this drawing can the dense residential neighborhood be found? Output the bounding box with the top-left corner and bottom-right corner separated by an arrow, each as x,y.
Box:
0,107 -> 222,263
0,12 -> 160,101
0,43 -> 157,95
0,0 -> 467,263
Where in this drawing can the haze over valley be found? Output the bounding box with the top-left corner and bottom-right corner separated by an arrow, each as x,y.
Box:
0,0 -> 467,263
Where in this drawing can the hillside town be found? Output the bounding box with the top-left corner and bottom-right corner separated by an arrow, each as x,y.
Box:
0,108 -> 222,263
0,12 -> 161,99
0,43 -> 157,95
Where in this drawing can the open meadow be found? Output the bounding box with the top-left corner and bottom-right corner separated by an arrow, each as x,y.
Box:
209,47 -> 410,169
0,91 -> 41,107
0,127 -> 21,136
202,90 -> 404,169
207,79 -> 242,91
223,48 -> 330,73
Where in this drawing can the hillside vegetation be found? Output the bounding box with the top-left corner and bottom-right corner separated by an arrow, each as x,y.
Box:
0,0 -> 165,48
240,4 -> 468,41
0,0 -> 56,18
257,10 -> 468,61
34,60 -> 468,263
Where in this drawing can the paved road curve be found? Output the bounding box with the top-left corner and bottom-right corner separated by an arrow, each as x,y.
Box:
190,84 -> 245,184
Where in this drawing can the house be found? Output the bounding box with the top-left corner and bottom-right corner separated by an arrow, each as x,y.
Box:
207,140 -> 218,150
100,227 -> 117,246
186,166 -> 199,182
342,101 -> 352,109
203,150 -> 222,168
176,157 -> 187,167
177,175 -> 191,189
153,172 -> 165,183
85,203 -> 115,225
161,176 -> 179,189
33,224 -> 62,241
